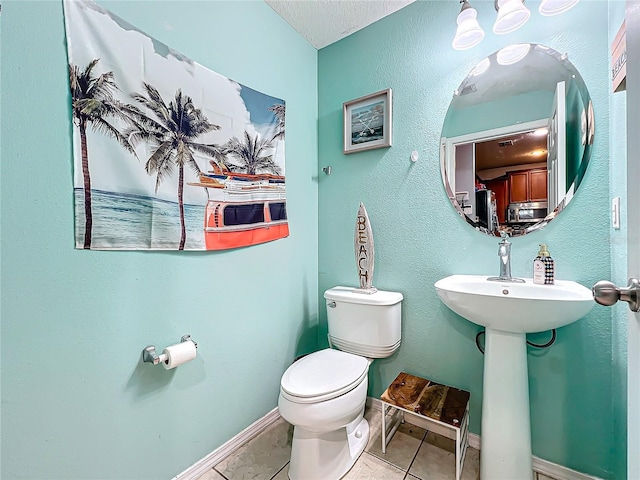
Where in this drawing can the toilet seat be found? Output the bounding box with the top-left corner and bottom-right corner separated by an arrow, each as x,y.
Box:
280,348 -> 369,404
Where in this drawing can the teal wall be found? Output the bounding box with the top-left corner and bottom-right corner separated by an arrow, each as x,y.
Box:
443,89 -> 554,137
608,2 -> 628,479
0,1 -> 318,479
318,1 -> 615,478
1,0 -> 629,479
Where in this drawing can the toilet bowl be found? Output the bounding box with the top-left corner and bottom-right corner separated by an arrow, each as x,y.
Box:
278,348 -> 371,480
278,286 -> 403,480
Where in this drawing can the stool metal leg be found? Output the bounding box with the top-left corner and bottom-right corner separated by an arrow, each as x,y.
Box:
382,403 -> 387,454
456,427 -> 461,480
381,402 -> 403,455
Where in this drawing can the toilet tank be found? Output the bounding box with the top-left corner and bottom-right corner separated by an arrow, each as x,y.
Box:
324,286 -> 403,358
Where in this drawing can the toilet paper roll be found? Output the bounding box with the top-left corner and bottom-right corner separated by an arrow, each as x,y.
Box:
162,340 -> 197,370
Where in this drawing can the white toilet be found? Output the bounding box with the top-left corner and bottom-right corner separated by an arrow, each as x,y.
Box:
278,286 -> 403,480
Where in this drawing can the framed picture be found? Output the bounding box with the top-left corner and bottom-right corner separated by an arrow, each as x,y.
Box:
343,88 -> 393,154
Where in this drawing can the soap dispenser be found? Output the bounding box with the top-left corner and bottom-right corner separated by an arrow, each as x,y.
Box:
533,244 -> 555,285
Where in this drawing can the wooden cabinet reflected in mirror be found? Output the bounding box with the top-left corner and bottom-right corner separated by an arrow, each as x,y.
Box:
509,169 -> 547,203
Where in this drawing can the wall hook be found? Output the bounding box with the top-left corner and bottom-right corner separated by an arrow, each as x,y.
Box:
322,166 -> 332,175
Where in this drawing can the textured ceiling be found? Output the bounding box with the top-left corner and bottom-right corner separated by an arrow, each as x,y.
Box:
265,0 -> 416,49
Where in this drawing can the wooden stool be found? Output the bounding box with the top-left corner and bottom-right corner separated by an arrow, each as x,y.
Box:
381,372 -> 470,480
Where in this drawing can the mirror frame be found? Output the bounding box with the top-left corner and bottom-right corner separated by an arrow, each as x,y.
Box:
440,43 -> 594,237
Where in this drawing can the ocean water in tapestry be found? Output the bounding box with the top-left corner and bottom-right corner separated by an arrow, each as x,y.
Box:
64,1 -> 287,250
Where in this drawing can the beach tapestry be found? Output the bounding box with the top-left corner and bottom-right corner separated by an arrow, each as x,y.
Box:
63,0 -> 287,251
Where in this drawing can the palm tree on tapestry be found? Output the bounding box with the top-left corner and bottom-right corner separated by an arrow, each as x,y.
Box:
122,83 -> 223,250
268,103 -> 286,142
224,131 -> 281,176
69,59 -> 136,249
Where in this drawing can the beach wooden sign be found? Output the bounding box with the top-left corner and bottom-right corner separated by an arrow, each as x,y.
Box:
354,202 -> 377,293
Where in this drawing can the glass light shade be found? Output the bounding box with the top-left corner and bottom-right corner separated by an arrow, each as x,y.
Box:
539,0 -> 579,16
493,0 -> 530,34
470,57 -> 491,76
452,7 -> 485,50
496,43 -> 531,65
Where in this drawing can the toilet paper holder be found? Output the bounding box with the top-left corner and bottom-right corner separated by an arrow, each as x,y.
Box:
142,335 -> 198,365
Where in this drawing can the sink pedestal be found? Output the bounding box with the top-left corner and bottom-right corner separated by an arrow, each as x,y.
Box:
434,275 -> 595,480
481,328 -> 534,480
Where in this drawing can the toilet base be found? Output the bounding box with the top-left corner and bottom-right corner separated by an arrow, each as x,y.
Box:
288,411 -> 369,480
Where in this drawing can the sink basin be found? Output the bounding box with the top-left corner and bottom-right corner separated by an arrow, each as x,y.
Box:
434,274 -> 594,333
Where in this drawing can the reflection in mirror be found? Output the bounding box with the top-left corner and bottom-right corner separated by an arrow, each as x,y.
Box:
440,44 -> 593,237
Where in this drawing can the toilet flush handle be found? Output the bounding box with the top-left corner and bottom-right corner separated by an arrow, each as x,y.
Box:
327,301 -> 336,308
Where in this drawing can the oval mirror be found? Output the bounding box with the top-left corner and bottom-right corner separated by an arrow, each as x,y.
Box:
440,43 -> 594,237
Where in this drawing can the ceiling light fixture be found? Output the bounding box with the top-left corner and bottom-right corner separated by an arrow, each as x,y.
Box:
452,0 -> 485,50
452,0 -> 579,50
493,0 -> 530,35
530,149 -> 548,157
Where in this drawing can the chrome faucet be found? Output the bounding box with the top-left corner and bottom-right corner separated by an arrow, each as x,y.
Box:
488,232 -> 525,283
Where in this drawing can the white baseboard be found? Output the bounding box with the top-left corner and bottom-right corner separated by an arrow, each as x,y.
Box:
532,457 -> 603,480
368,397 -> 602,480
175,399 -> 603,480
469,431 -> 481,450
172,407 -> 280,480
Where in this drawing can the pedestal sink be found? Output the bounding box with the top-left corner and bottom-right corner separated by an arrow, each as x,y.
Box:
434,274 -> 594,480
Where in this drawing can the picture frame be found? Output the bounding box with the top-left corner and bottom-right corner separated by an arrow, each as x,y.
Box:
343,88 -> 393,154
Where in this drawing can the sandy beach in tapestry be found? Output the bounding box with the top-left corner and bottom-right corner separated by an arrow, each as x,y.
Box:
64,0 -> 287,251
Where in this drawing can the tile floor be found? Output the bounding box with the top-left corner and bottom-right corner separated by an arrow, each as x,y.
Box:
196,406 -> 557,480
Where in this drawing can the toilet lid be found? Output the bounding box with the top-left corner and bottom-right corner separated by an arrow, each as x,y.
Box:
281,349 -> 368,399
